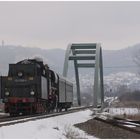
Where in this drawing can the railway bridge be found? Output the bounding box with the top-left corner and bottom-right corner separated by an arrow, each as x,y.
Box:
63,43 -> 104,108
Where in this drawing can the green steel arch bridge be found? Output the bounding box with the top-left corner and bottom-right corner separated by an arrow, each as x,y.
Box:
63,43 -> 104,108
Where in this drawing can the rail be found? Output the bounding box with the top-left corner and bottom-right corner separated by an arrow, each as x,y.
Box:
0,105 -> 94,127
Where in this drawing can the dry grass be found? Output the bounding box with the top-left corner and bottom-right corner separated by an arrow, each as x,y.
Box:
63,125 -> 85,139
116,114 -> 140,120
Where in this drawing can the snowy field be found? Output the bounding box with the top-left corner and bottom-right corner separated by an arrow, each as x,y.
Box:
109,108 -> 140,115
0,110 -> 96,139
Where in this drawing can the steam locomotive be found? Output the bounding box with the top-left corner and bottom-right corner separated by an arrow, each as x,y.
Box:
1,58 -> 73,116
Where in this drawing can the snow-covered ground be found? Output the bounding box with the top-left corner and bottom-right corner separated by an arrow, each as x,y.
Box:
109,108 -> 140,115
104,96 -> 118,106
71,72 -> 140,93
104,72 -> 140,92
0,110 -> 96,139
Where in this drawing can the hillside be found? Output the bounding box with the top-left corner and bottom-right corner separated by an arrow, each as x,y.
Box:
0,44 -> 139,76
0,44 -> 140,104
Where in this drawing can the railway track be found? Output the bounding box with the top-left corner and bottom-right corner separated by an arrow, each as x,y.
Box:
95,114 -> 140,135
75,112 -> 140,138
0,105 -> 93,127
0,106 -> 139,138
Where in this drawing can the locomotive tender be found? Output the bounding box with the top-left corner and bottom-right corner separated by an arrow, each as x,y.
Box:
1,58 -> 73,116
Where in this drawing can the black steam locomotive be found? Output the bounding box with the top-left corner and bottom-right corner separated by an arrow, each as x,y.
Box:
1,58 -> 73,116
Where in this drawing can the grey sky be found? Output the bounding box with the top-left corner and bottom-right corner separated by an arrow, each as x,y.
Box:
0,1 -> 140,50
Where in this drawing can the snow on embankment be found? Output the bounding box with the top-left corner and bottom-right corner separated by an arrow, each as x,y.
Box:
0,110 -> 96,139
109,108 -> 139,115
72,72 -> 140,94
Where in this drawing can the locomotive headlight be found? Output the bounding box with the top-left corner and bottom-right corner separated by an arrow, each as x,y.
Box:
18,72 -> 23,77
30,91 -> 35,95
5,91 -> 9,96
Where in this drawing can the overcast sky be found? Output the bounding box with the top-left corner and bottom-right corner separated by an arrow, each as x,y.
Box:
0,1 -> 140,50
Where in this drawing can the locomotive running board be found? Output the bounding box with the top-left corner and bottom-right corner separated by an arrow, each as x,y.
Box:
63,43 -> 104,108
